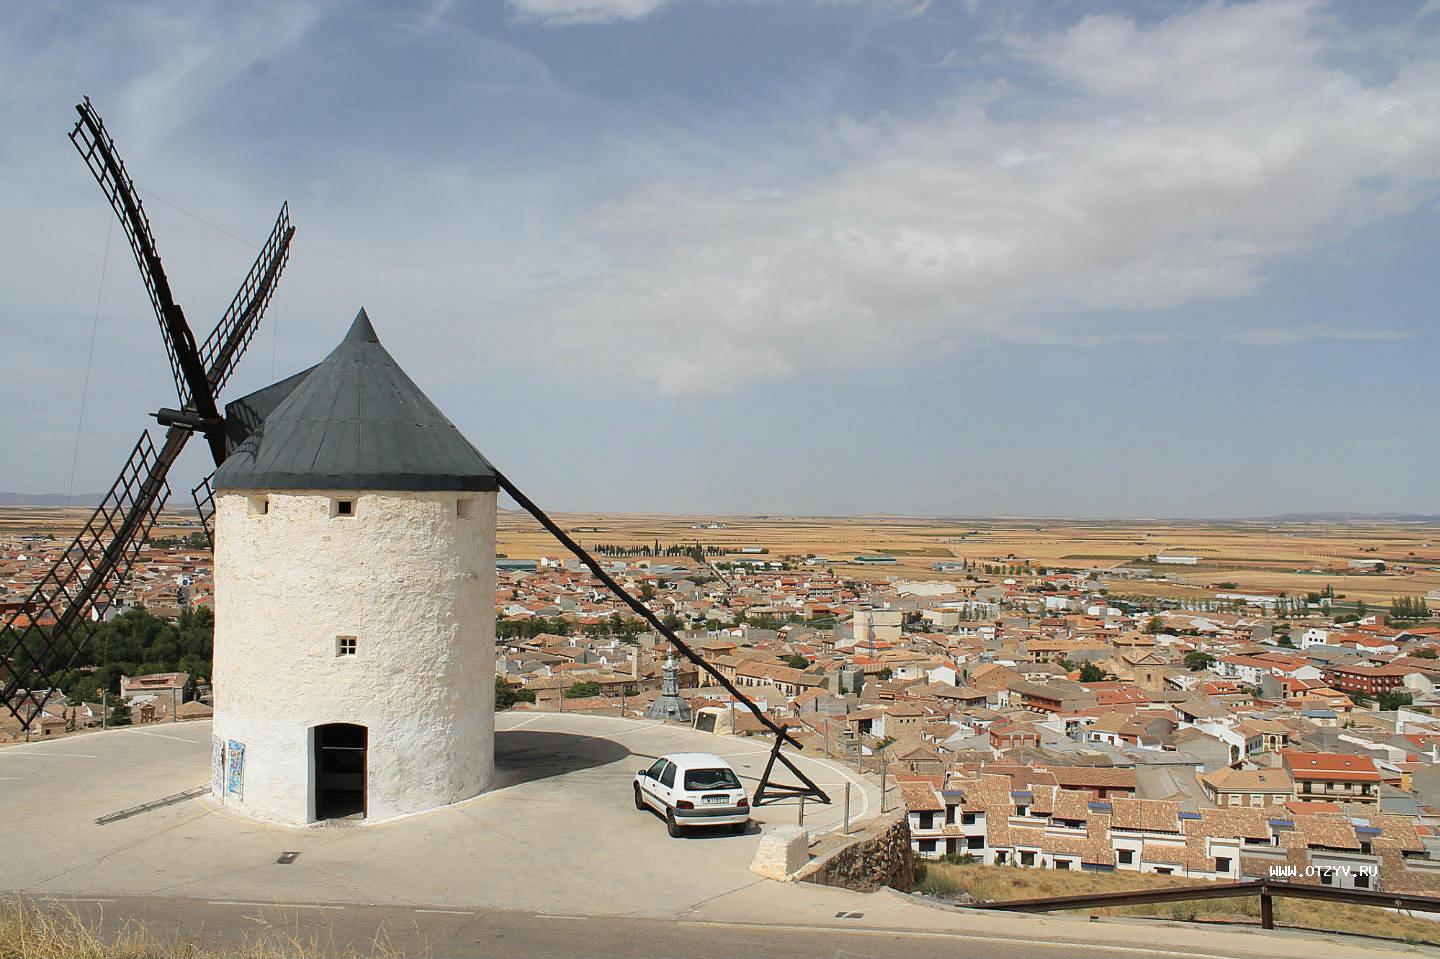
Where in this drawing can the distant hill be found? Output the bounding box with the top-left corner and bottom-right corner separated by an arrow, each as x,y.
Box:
1248,512 -> 1440,524
0,491 -> 104,507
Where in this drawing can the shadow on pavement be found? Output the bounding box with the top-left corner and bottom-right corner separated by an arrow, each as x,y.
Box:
492,729 -> 632,789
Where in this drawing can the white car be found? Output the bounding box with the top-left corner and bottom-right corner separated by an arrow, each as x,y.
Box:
634,752 -> 750,837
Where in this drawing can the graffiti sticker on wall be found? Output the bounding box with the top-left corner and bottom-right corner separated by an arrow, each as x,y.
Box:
211,736 -> 225,797
225,739 -> 245,800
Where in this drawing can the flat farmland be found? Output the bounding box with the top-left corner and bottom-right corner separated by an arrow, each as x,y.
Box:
495,512 -> 1440,604
3,508 -> 1438,605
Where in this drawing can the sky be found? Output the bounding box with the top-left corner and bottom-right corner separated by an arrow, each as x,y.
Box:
1,0 -> 1436,518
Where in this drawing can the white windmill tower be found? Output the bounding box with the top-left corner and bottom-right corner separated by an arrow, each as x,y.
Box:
208,310 -> 497,825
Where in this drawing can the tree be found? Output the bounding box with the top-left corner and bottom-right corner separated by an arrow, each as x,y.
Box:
1144,617 -> 1163,635
1077,662 -> 1106,683
564,680 -> 601,699
1378,690 -> 1414,712
494,675 -> 534,710
1391,596 -> 1433,620
785,654 -> 809,670
877,667 -> 893,681
109,698 -> 132,727
1184,651 -> 1216,672
1415,648 -> 1438,659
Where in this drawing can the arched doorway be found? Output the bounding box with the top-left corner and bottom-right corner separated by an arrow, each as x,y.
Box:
315,723 -> 366,820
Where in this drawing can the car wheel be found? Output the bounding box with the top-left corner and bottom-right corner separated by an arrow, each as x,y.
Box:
731,820 -> 747,834
634,784 -> 646,810
666,809 -> 683,838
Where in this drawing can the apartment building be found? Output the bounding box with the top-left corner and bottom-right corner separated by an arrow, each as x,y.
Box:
1281,751 -> 1381,805
901,773 -> 1436,893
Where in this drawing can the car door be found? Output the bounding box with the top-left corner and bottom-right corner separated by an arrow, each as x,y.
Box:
655,759 -> 678,810
641,758 -> 670,810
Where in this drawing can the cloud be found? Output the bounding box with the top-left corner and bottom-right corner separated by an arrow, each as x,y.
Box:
510,0 -> 1440,392
1224,325 -> 1416,346
507,0 -> 938,26
507,0 -> 676,25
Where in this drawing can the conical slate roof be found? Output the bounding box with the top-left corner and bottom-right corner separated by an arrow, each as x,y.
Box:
213,309 -> 498,493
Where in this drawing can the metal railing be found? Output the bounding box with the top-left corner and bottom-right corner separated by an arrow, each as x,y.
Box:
968,878 -> 1440,930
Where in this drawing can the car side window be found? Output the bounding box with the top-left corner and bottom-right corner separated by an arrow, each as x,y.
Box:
659,761 -> 677,788
646,758 -> 667,779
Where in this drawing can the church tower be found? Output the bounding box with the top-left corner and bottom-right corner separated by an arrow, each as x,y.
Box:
644,651 -> 691,722
209,310 -> 497,825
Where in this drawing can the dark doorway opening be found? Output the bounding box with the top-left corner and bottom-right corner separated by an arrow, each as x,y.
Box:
315,723 -> 366,820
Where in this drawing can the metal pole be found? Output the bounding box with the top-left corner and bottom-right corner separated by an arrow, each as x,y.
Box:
102,689 -> 106,730
844,782 -> 851,835
798,793 -> 806,827
879,752 -> 888,813
1261,889 -> 1274,930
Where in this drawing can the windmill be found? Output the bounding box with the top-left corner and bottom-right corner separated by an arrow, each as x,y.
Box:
0,98 -> 295,732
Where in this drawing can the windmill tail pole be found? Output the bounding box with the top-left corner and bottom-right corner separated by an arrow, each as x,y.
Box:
492,468 -> 803,752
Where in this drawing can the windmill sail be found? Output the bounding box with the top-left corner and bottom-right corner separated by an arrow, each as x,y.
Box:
69,99 -> 201,412
199,202 -> 295,395
192,473 -> 217,546
0,99 -> 295,732
0,432 -> 172,726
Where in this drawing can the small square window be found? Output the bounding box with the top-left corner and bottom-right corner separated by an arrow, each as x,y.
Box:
248,496 -> 269,516
1118,849 -> 1134,864
336,499 -> 354,517
457,498 -> 475,519
1215,857 -> 1231,873
336,636 -> 357,657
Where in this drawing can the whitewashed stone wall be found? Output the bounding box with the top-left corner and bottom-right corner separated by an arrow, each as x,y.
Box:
211,489 -> 496,825
750,826 -> 811,880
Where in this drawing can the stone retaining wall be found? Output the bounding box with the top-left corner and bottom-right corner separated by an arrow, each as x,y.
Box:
797,810 -> 916,892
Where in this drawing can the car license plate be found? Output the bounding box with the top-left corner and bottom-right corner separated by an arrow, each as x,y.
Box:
703,795 -> 728,805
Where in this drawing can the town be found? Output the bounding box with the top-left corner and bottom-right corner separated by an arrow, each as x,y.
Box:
7,508 -> 1440,903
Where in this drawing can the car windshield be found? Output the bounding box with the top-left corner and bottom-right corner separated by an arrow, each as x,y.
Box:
683,767 -> 741,791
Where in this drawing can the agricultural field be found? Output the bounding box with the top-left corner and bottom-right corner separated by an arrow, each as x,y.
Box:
495,511 -> 1440,605
5,508 -> 1439,607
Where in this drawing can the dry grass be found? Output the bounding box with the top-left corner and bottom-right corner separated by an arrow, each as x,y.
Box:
0,899 -> 418,959
917,861 -> 1440,946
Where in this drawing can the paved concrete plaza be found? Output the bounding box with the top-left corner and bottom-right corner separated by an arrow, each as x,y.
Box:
0,711 -> 875,916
